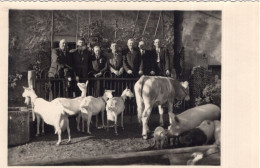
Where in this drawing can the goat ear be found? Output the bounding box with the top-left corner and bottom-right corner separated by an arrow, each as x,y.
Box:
126,86 -> 128,89
85,80 -> 89,85
23,86 -> 26,90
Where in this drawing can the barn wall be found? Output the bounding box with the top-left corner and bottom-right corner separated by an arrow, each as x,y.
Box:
9,10 -> 175,74
182,11 -> 221,78
9,10 -> 221,76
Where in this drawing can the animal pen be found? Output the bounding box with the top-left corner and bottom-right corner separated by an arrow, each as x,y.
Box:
8,10 -> 221,165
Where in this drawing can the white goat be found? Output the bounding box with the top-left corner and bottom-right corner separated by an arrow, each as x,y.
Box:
80,90 -> 114,134
22,86 -> 73,145
52,81 -> 88,132
106,87 -> 134,135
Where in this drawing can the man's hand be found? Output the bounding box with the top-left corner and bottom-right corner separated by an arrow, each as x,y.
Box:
138,71 -> 143,75
127,70 -> 133,74
166,70 -> 170,76
150,71 -> 155,75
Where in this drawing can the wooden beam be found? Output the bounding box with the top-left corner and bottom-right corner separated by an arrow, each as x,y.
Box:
76,11 -> 79,42
154,11 -> 162,38
132,11 -> 140,38
88,10 -> 91,38
142,11 -> 151,36
11,145 -> 219,166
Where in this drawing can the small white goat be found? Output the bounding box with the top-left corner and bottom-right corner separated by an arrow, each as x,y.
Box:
106,87 -> 135,135
52,81 -> 88,132
80,90 -> 114,134
22,86 -> 74,145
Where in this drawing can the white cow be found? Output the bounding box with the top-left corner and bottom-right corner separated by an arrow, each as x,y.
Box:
134,75 -> 190,139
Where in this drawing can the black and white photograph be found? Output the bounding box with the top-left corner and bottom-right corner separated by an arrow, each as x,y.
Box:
2,2 -> 258,167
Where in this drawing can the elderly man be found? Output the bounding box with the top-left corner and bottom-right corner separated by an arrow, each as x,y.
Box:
48,39 -> 72,78
89,46 -> 107,78
138,41 -> 155,76
151,39 -> 171,76
123,39 -> 142,77
106,42 -> 124,77
70,38 -> 91,80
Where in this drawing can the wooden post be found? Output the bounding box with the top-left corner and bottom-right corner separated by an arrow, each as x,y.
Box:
28,70 -> 36,89
173,11 -> 184,79
28,70 -> 36,121
51,10 -> 54,49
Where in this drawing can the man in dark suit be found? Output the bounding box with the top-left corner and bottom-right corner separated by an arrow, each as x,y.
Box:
70,38 -> 91,80
138,41 -> 155,76
151,39 -> 171,76
48,39 -> 72,78
123,39 -> 142,77
89,46 -> 107,78
106,42 -> 124,77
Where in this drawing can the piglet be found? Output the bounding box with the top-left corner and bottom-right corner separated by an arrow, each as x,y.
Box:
153,126 -> 168,150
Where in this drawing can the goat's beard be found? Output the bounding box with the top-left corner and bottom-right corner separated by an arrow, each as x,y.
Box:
24,97 -> 30,106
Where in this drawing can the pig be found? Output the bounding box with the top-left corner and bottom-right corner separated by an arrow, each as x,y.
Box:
168,104 -> 220,137
176,120 -> 215,147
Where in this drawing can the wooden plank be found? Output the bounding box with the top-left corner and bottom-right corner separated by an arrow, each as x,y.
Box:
11,145 -> 219,166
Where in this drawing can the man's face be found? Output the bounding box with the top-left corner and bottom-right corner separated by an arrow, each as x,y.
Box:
138,41 -> 145,50
111,43 -> 117,52
127,40 -> 134,50
94,47 -> 100,57
59,39 -> 67,50
154,39 -> 160,48
77,40 -> 85,47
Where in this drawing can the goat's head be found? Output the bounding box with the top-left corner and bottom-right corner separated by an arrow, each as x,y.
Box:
122,87 -> 135,98
104,90 -> 115,100
22,86 -> 33,105
77,81 -> 88,92
180,81 -> 190,101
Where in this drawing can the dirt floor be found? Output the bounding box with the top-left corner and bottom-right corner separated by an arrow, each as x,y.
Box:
8,115 -> 162,165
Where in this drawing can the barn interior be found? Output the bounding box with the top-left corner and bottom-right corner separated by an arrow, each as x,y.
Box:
8,10 -> 221,165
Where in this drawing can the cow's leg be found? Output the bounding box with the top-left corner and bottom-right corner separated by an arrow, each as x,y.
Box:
158,105 -> 164,126
36,114 -> 41,136
142,106 -> 152,140
41,118 -> 45,135
168,102 -> 174,124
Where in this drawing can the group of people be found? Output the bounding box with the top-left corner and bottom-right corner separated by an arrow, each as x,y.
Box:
48,37 -> 175,80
